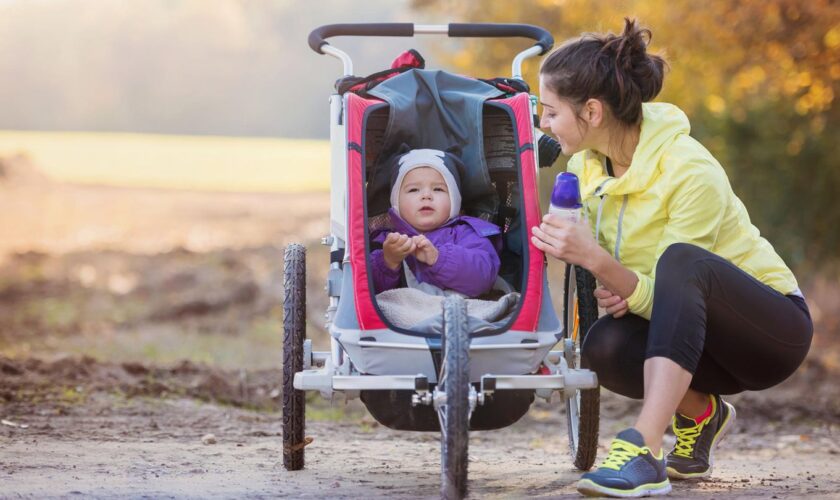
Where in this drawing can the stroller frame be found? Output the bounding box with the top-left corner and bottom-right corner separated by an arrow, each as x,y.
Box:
286,23 -> 600,499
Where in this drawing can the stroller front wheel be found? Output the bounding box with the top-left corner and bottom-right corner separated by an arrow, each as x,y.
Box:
439,295 -> 470,500
282,243 -> 307,471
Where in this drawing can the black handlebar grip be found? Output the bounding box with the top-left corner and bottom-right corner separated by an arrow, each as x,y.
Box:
538,134 -> 563,168
448,23 -> 554,54
309,23 -> 554,55
308,23 -> 414,54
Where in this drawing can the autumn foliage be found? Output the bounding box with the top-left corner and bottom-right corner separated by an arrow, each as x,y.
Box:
413,0 -> 840,275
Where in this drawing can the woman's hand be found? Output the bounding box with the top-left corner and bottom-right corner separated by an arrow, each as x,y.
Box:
594,286 -> 629,318
530,213 -> 603,269
412,235 -> 439,266
382,232 -> 416,270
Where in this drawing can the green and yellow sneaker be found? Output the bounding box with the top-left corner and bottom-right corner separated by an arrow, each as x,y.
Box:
666,394 -> 736,480
577,428 -> 672,498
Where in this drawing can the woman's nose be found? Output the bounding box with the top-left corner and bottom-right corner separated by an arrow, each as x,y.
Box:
539,113 -> 550,130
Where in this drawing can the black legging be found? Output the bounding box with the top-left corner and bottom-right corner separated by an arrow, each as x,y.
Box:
581,243 -> 813,399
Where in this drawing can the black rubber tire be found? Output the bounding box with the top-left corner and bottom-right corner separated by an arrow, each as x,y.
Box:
563,263 -> 600,471
440,295 -> 470,500
282,244 -> 306,471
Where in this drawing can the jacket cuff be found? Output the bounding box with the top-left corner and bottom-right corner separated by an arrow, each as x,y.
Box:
626,270 -> 654,320
425,245 -> 456,282
371,250 -> 401,285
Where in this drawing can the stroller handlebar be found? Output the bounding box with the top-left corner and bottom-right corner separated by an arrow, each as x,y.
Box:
448,23 -> 553,54
308,23 -> 554,56
309,24 -> 414,54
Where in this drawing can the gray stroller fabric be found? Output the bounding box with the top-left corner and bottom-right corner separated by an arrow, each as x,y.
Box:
367,69 -> 504,220
375,288 -> 520,335
402,260 -> 516,298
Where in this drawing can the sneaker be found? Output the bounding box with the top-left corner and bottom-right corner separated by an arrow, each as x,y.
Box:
577,428 -> 672,498
666,394 -> 736,480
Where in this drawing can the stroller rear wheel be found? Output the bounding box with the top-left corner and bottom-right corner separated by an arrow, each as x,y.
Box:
439,295 -> 470,500
282,244 -> 307,471
563,263 -> 600,471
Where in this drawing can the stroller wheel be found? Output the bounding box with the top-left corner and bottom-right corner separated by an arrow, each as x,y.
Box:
439,295 -> 470,500
563,263 -> 600,471
282,243 -> 307,471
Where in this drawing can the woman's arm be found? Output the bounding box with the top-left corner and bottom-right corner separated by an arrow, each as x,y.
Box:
530,215 -> 637,298
532,162 -> 729,319
587,244 -> 639,298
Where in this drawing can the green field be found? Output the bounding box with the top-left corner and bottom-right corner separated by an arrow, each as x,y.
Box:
0,131 -> 331,192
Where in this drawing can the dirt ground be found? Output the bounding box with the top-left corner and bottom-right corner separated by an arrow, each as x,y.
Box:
2,158 -> 840,498
2,355 -> 839,499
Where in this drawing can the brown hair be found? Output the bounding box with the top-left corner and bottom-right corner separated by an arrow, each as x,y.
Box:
540,18 -> 667,126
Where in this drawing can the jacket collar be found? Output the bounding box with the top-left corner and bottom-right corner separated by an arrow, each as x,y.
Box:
577,102 -> 691,198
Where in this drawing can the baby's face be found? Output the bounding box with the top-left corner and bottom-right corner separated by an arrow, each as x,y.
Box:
397,167 -> 452,232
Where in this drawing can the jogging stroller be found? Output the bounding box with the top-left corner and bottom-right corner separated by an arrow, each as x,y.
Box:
283,23 -> 601,499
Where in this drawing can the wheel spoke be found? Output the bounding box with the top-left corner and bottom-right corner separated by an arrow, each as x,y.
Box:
563,263 -> 600,471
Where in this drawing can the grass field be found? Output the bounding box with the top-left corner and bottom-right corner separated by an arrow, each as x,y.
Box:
0,130 -> 330,192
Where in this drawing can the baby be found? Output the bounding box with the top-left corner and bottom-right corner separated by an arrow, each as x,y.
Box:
370,148 -> 501,298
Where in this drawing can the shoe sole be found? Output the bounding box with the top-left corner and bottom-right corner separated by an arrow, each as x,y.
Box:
577,478 -> 672,498
666,401 -> 736,480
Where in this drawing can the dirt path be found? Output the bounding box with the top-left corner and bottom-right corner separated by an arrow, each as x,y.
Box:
2,398 -> 838,499
2,357 -> 839,499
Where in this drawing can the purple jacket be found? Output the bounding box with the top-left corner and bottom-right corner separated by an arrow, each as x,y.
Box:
370,209 -> 502,298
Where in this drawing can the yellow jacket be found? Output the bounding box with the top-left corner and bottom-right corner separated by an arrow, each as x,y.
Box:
567,102 -> 800,319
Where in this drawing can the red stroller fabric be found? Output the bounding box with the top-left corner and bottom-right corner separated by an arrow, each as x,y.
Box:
345,92 -> 544,332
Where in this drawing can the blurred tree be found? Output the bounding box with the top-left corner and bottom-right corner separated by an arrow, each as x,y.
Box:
412,0 -> 840,276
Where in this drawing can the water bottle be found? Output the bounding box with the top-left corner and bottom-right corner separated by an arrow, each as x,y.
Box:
548,172 -> 583,222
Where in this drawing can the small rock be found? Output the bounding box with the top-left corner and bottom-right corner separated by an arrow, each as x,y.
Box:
202,433 -> 217,445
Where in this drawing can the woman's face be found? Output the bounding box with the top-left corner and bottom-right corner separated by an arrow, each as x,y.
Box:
538,76 -> 589,155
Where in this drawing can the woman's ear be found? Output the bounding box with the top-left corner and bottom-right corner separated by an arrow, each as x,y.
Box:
583,98 -> 605,128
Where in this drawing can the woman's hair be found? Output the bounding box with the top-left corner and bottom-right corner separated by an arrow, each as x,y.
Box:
540,18 -> 667,126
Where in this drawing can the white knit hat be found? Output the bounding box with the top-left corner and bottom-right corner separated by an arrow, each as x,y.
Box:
389,148 -> 462,221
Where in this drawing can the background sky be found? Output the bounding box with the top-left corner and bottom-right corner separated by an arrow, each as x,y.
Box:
0,0 -> 460,139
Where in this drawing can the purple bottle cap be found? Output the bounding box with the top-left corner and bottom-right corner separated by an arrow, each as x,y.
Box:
551,172 -> 582,209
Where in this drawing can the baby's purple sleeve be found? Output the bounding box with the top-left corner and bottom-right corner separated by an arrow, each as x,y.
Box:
420,228 -> 500,298
370,249 -> 401,293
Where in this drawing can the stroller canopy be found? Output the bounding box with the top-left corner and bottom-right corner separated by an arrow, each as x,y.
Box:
366,69 -> 505,220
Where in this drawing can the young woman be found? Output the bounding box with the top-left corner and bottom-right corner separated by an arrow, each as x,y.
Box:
531,18 -> 813,498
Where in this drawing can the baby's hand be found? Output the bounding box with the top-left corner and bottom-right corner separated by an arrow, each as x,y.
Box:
412,235 -> 439,266
382,232 -> 416,270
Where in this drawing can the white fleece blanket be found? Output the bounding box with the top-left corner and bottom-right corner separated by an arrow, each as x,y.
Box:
375,288 -> 521,334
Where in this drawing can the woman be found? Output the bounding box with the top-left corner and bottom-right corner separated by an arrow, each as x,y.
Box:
531,18 -> 813,498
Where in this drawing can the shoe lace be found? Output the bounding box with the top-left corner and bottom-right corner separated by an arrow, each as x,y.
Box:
601,438 -> 646,471
672,419 -> 708,458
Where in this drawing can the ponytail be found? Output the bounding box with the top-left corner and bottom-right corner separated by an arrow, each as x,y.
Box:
540,18 -> 667,126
